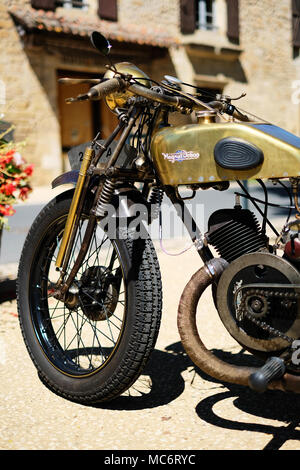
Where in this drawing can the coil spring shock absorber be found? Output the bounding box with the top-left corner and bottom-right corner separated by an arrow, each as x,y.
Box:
95,179 -> 116,217
148,186 -> 164,221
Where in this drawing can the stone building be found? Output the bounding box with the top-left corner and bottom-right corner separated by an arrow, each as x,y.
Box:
0,0 -> 300,185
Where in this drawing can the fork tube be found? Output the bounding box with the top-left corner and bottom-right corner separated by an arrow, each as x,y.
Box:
55,146 -> 94,269
61,214 -> 97,294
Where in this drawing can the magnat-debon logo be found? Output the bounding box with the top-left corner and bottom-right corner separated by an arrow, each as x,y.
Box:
162,149 -> 200,163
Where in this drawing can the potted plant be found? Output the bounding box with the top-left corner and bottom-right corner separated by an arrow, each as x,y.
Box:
0,126 -> 34,302
0,126 -> 33,235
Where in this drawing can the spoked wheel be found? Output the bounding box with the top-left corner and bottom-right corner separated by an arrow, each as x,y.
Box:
17,190 -> 162,404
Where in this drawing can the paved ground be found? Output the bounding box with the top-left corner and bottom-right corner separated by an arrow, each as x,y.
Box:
0,236 -> 300,451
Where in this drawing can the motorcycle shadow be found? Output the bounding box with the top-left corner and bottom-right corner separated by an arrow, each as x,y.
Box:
97,342 -> 300,449
193,349 -> 300,450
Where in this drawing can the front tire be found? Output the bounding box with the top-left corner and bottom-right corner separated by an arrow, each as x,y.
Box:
17,190 -> 162,404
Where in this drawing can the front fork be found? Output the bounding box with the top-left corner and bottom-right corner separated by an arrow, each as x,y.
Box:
55,145 -> 94,272
54,110 -> 137,297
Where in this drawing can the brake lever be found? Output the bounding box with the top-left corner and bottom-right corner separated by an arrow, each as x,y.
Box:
65,93 -> 90,104
231,92 -> 246,101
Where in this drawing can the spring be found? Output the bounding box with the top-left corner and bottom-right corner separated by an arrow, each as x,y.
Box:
148,186 -> 164,220
95,179 -> 116,217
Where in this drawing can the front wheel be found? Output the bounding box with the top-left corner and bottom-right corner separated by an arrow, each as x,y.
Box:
17,190 -> 162,404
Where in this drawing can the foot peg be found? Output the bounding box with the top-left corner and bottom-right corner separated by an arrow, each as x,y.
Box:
248,357 -> 286,393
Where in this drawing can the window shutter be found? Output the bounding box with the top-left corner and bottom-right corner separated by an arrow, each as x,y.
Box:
98,0 -> 118,22
180,0 -> 196,34
293,0 -> 300,15
226,0 -> 239,41
31,0 -> 56,10
292,0 -> 300,47
293,17 -> 300,47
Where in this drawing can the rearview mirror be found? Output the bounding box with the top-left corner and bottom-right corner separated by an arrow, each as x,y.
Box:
90,31 -> 112,56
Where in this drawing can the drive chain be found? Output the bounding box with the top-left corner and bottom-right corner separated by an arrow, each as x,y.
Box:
237,287 -> 298,344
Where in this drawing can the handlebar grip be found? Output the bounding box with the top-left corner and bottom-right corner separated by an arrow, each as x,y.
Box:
231,107 -> 250,122
87,78 -> 127,100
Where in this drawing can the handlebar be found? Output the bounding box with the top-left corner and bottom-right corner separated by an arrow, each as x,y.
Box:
66,77 -> 196,110
128,83 -> 195,110
65,77 -> 126,103
65,76 -> 250,121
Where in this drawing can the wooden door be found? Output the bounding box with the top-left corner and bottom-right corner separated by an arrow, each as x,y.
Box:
58,81 -> 93,149
98,99 -> 119,139
57,70 -> 119,170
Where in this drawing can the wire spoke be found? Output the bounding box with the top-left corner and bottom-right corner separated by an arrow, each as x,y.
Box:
33,211 -> 126,375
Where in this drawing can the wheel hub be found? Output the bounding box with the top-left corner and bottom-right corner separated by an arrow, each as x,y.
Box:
79,266 -> 120,321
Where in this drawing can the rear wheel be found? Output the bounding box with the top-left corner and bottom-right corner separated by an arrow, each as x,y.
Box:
17,190 -> 162,404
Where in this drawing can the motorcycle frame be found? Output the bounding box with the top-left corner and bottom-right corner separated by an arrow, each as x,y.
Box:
54,104 -> 216,295
54,102 -> 295,297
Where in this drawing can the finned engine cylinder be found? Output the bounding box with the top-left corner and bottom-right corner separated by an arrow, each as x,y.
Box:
205,206 -> 267,263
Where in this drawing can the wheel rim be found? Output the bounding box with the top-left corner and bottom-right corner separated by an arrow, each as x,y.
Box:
29,214 -> 127,378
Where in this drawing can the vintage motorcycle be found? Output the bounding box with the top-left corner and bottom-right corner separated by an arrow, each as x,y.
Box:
17,32 -> 300,404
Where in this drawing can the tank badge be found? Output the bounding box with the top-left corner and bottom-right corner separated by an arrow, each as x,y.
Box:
162,150 -> 199,163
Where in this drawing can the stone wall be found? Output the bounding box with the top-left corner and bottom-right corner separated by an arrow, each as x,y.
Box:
118,0 -> 179,35
237,0 -> 300,133
0,0 -> 61,185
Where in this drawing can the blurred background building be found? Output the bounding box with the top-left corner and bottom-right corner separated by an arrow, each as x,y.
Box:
1,0 -> 300,185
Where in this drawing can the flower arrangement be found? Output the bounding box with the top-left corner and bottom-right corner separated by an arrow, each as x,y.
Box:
0,127 -> 33,229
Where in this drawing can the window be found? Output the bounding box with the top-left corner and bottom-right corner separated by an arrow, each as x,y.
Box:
31,0 -> 88,11
59,0 -> 88,9
180,0 -> 216,34
196,0 -> 216,31
31,0 -> 88,9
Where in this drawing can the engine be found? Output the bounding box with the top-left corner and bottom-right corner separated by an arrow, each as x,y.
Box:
205,204 -> 300,370
205,204 -> 268,262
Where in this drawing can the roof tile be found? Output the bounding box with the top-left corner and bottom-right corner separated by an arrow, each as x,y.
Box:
9,4 -> 179,48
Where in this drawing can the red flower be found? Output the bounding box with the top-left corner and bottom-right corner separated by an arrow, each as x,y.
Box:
0,154 -> 13,166
2,182 -> 15,196
24,164 -> 34,176
0,145 -> 33,226
19,186 -> 30,201
0,204 -> 15,216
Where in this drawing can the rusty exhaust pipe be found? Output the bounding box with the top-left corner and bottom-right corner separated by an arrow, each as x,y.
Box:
177,258 -> 300,393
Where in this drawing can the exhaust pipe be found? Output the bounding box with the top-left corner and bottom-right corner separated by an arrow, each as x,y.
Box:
177,258 -> 300,393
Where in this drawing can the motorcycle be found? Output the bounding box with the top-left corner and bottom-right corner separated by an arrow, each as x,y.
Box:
17,31 -> 300,404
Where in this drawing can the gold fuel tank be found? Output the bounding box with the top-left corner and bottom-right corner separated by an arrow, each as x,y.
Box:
150,121 -> 300,185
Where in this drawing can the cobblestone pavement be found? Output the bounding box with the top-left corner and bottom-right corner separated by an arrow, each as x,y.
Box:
0,240 -> 299,451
